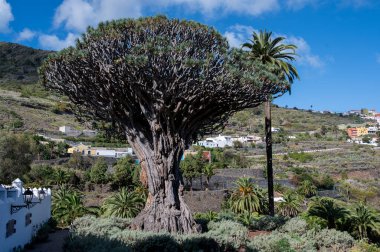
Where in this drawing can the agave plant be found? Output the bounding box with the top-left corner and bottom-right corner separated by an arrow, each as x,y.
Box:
230,177 -> 268,214
276,191 -> 302,217
101,188 -> 145,218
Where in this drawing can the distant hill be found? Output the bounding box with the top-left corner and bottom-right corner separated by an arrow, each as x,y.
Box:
0,42 -> 52,85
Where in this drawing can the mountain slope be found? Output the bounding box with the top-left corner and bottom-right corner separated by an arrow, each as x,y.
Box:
0,42 -> 52,85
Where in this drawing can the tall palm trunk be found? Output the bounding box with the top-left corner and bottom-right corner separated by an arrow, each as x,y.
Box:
265,99 -> 274,216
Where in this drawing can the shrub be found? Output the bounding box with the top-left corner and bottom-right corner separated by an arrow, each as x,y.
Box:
248,232 -> 315,252
250,215 -> 287,231
207,220 -> 248,249
288,152 -> 313,163
310,228 -> 355,251
351,240 -> 380,252
278,217 -> 308,236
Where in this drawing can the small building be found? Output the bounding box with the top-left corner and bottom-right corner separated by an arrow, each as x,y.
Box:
271,127 -> 281,133
67,143 -> 91,155
197,135 -> 233,148
238,135 -> 262,144
347,127 -> 368,139
368,127 -> 378,134
58,126 -> 81,137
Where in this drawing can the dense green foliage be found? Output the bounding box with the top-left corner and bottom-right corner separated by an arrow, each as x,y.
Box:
52,185 -> 97,226
111,156 -> 141,190
307,197 -> 350,229
101,188 -> 145,218
276,191 -> 302,217
229,177 -> 268,214
0,42 -> 51,85
0,133 -> 35,183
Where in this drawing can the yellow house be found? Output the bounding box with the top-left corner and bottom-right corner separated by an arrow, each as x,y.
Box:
67,143 -> 91,155
356,127 -> 368,136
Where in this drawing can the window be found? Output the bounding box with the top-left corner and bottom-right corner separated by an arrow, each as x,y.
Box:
6,219 -> 16,238
25,213 -> 32,226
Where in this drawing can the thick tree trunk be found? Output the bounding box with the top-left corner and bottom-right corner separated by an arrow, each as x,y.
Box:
128,132 -> 199,233
265,100 -> 275,216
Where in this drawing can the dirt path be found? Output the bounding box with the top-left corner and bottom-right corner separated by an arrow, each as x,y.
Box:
27,229 -> 69,252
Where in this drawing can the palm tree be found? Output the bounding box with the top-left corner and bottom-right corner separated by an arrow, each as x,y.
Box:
308,197 -> 349,229
243,30 -> 299,216
276,191 -> 302,217
350,203 -> 380,240
52,185 -> 89,226
51,168 -> 69,186
230,177 -> 268,214
101,188 -> 145,218
297,180 -> 317,198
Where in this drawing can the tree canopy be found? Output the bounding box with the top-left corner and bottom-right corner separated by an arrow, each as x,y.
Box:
40,16 -> 290,233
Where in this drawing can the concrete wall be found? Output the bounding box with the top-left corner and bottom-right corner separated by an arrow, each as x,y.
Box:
0,179 -> 51,252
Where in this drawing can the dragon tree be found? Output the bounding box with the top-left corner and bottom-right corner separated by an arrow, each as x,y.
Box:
40,16 -> 290,233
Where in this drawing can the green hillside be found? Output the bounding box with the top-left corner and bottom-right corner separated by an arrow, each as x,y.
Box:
0,42 -> 52,85
227,105 -> 365,135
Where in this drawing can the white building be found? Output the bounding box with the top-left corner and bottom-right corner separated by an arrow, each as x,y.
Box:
58,126 -> 81,136
0,179 -> 51,252
197,135 -> 233,148
197,134 -> 264,148
271,127 -> 281,133
94,147 -> 134,158
235,135 -> 262,144
368,127 -> 378,134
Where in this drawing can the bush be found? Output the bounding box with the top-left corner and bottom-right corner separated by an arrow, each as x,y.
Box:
315,174 -> 335,190
351,240 -> 380,252
250,215 -> 287,231
278,217 -> 308,236
288,152 -> 313,163
207,220 -> 248,249
248,232 -> 316,252
66,216 -> 357,252
310,228 -> 355,251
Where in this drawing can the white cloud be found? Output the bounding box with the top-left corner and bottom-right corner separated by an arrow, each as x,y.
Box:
38,33 -> 79,51
285,36 -> 324,68
16,28 -> 36,42
0,0 -> 14,33
224,25 -> 324,68
223,25 -> 255,48
285,0 -> 319,10
54,0 -> 142,32
53,0 -> 280,33
157,0 -> 279,16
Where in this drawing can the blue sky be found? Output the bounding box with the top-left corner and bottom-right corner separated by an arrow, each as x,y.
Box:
0,0 -> 379,112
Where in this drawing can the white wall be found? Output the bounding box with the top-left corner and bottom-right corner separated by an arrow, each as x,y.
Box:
0,179 -> 51,252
